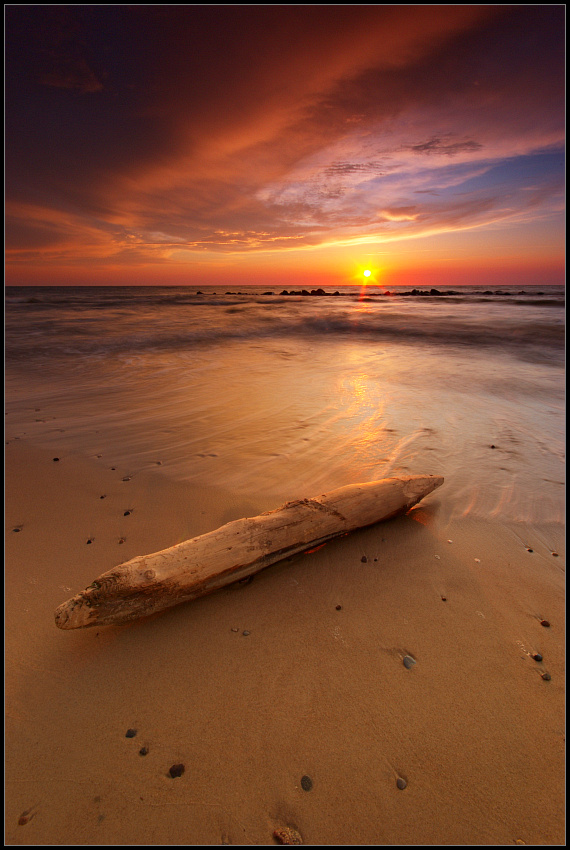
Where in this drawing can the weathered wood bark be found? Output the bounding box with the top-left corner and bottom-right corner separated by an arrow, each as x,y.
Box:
55,474 -> 443,629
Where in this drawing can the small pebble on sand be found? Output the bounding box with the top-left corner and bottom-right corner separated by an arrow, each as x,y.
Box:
336,605 -> 342,610
53,457 -> 60,462
361,555 -> 368,563
532,653 -> 543,662
273,827 -> 303,845
396,777 -> 407,790
139,747 -> 148,756
403,655 -> 416,669
526,548 -> 533,553
541,672 -> 551,681
242,630 -> 250,636
300,775 -> 313,791
169,763 -> 185,778
540,619 -> 550,628
551,552 -> 559,557
125,728 -> 137,738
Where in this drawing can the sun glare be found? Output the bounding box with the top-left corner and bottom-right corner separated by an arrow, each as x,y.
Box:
363,269 -> 371,278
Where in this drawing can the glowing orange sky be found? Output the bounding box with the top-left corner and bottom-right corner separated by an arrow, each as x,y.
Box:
5,5 -> 565,287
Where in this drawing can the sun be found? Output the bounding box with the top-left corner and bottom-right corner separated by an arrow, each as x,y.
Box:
363,269 -> 371,278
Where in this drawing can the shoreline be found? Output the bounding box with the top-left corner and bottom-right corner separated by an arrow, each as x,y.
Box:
5,436 -> 565,845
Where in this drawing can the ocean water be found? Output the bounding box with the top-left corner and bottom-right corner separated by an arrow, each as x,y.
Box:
5,284 -> 565,525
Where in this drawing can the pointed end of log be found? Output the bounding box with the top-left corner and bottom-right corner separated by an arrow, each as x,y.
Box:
402,474 -> 444,505
55,595 -> 98,630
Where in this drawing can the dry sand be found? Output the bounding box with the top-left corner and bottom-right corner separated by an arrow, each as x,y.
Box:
5,438 -> 565,845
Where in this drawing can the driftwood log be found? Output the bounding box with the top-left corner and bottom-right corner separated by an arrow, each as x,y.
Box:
55,474 -> 443,629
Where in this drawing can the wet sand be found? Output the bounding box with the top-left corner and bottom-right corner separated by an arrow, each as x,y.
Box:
5,438 -> 565,845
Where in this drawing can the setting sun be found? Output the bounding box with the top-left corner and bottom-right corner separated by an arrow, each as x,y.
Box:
363,270 -> 371,278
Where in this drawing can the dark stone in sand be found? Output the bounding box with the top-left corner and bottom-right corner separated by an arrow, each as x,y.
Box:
118,538 -> 125,544
124,510 -> 131,516
361,555 -> 368,563
125,728 -> 137,738
86,538 -> 93,544
490,444 -> 496,449
100,495 -> 106,499
242,630 -> 251,636
139,747 -> 149,756
552,552 -> 559,557
336,605 -> 342,610
403,655 -> 416,669
541,672 -> 551,681
532,653 -> 543,662
13,527 -> 21,532
53,457 -> 60,462
169,763 -> 185,778
441,596 -> 447,601
526,548 -> 533,553
540,619 -> 550,628
396,777 -> 407,790
301,775 -> 313,791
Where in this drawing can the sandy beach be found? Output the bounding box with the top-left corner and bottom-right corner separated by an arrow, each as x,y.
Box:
6,2 -> 566,842
5,432 -> 565,845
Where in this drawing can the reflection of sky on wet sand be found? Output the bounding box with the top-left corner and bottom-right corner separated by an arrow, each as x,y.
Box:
5,335 -> 564,526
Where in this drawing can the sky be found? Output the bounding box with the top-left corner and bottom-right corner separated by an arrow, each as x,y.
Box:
5,4 -> 565,288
